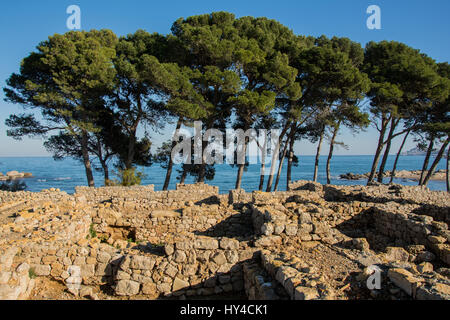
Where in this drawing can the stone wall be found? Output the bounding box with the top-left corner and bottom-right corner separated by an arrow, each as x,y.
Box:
75,183 -> 223,210
372,204 -> 450,265
0,247 -> 34,300
113,237 -> 256,297
0,189 -> 71,205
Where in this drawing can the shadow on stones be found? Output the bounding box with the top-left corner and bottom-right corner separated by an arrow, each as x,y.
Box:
334,208 -> 395,253
324,185 -> 417,205
99,255 -> 124,295
411,204 -> 450,225
157,254 -> 261,300
194,211 -> 254,240
129,243 -> 166,256
194,196 -> 221,206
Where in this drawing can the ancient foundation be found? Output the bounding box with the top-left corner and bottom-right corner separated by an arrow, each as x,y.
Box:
0,182 -> 449,300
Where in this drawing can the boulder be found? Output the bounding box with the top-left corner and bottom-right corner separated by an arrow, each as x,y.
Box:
6,171 -> 24,178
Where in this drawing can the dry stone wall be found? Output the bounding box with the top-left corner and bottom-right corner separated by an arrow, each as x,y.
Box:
1,182 -> 450,300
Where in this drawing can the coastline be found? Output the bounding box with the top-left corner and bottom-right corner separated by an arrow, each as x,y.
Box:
340,169 -> 447,182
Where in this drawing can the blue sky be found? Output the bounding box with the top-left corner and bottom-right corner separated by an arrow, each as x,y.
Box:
0,0 -> 449,156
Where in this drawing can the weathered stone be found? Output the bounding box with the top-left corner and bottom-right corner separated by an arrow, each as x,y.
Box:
275,266 -> 297,286
225,250 -> 239,264
32,265 -> 51,276
156,283 -> 171,294
115,280 -> 140,296
172,277 -> 190,292
96,251 -> 111,264
130,256 -> 156,270
150,210 -> 181,218
385,247 -> 410,262
219,238 -> 239,250
254,236 -> 282,248
285,224 -> 298,236
211,252 -> 227,266
193,238 -> 219,250
261,222 -> 274,236
387,268 -> 422,297
165,264 -> 178,278
142,282 -> 157,295
298,212 -> 312,224
173,250 -> 187,263
164,244 -> 174,256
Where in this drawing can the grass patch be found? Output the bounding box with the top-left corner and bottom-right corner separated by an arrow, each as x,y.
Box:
88,224 -> 97,239
28,268 -> 37,279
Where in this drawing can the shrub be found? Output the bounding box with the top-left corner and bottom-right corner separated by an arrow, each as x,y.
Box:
0,180 -> 27,192
113,167 -> 146,186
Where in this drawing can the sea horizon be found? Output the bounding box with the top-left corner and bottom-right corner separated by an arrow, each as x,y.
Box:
1,155 -> 447,194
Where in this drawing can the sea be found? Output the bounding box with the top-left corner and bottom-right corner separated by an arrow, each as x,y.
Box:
0,155 -> 447,194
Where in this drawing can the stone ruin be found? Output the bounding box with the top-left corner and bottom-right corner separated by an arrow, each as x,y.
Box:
0,181 -> 449,300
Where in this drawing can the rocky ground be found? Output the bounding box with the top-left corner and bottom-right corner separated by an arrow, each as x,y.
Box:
0,182 -> 449,300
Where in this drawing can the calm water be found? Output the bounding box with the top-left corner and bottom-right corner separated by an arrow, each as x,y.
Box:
0,155 -> 447,194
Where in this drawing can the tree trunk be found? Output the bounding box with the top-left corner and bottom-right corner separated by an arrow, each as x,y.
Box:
258,135 -> 268,191
259,164 -> 265,191
326,125 -> 339,185
180,167 -> 187,184
422,138 -> 450,187
313,128 -> 325,182
81,131 -> 95,187
389,129 -> 410,184
96,138 -> 110,185
447,145 -> 450,192
235,138 -> 248,190
367,115 -> 389,184
197,142 -> 208,183
377,118 -> 398,183
100,160 -> 109,185
286,134 -> 295,191
273,138 -> 289,192
419,137 -> 435,185
125,128 -> 137,170
266,122 -> 290,192
163,119 -> 183,191
274,125 -> 295,191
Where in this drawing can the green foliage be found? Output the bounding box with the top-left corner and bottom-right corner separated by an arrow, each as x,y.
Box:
113,167 -> 146,186
364,40 -> 445,117
28,268 -> 37,279
89,224 -> 97,239
3,11 -> 449,190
